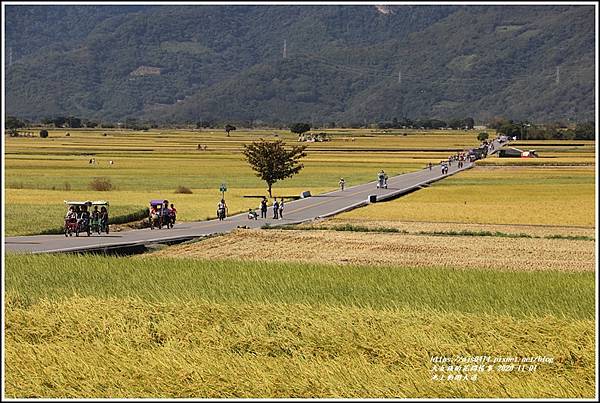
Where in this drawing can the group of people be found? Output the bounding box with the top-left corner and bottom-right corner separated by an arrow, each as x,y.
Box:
440,161 -> 449,175
65,204 -> 108,230
247,197 -> 285,220
150,201 -> 177,226
430,151 -> 468,175
447,152 -> 467,168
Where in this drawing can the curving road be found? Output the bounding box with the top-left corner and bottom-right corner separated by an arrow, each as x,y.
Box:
4,140 -> 502,254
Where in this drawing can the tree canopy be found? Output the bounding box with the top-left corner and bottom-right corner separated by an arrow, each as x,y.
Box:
225,124 -> 236,136
242,139 -> 307,197
289,123 -> 311,135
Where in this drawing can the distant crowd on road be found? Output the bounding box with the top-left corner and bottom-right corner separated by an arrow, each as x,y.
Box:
428,135 -> 506,175
435,152 -> 466,175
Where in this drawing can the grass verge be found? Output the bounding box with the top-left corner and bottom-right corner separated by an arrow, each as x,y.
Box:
266,223 -> 594,241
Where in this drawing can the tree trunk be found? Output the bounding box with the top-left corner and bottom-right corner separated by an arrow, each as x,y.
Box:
268,183 -> 272,198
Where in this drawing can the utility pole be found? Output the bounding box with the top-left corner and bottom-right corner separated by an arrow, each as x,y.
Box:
283,40 -> 287,59
555,66 -> 560,85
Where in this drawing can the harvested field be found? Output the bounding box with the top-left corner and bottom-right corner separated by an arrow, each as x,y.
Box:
148,229 -> 595,272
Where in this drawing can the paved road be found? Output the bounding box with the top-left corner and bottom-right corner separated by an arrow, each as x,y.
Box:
5,140 -> 503,254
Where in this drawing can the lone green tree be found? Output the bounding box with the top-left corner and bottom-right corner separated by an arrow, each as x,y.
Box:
477,132 -> 489,141
289,122 -> 311,135
242,139 -> 307,197
225,124 -> 236,136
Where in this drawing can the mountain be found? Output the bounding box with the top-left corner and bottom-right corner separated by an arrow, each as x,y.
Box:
4,5 -> 595,125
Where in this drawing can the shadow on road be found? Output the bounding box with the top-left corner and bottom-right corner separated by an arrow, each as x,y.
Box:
77,235 -> 122,238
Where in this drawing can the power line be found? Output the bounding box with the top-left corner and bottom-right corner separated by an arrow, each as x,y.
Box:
300,53 -> 393,75
295,51 -> 592,85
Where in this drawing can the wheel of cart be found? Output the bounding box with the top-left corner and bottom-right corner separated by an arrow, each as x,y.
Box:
64,217 -> 78,237
90,216 -> 101,234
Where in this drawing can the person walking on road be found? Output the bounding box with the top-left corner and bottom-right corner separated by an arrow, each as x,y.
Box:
260,197 -> 268,219
273,198 -> 279,219
428,162 -> 433,171
339,178 -> 345,191
162,200 -> 170,227
279,199 -> 284,219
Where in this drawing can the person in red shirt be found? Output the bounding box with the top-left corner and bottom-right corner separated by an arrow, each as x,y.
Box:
169,203 -> 177,225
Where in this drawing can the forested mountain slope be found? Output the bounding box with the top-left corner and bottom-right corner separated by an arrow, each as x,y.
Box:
5,5 -> 595,124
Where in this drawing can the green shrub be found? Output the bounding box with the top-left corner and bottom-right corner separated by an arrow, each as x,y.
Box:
109,208 -> 149,225
39,130 -> 49,138
175,185 -> 193,194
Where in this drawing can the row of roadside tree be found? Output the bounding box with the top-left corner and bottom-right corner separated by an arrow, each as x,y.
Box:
5,115 -> 595,141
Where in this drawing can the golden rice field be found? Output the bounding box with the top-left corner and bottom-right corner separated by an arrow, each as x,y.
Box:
335,166 -> 596,228
5,128 -> 489,236
4,129 -> 594,236
3,129 -> 596,398
5,296 -> 594,398
148,228 -> 595,272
